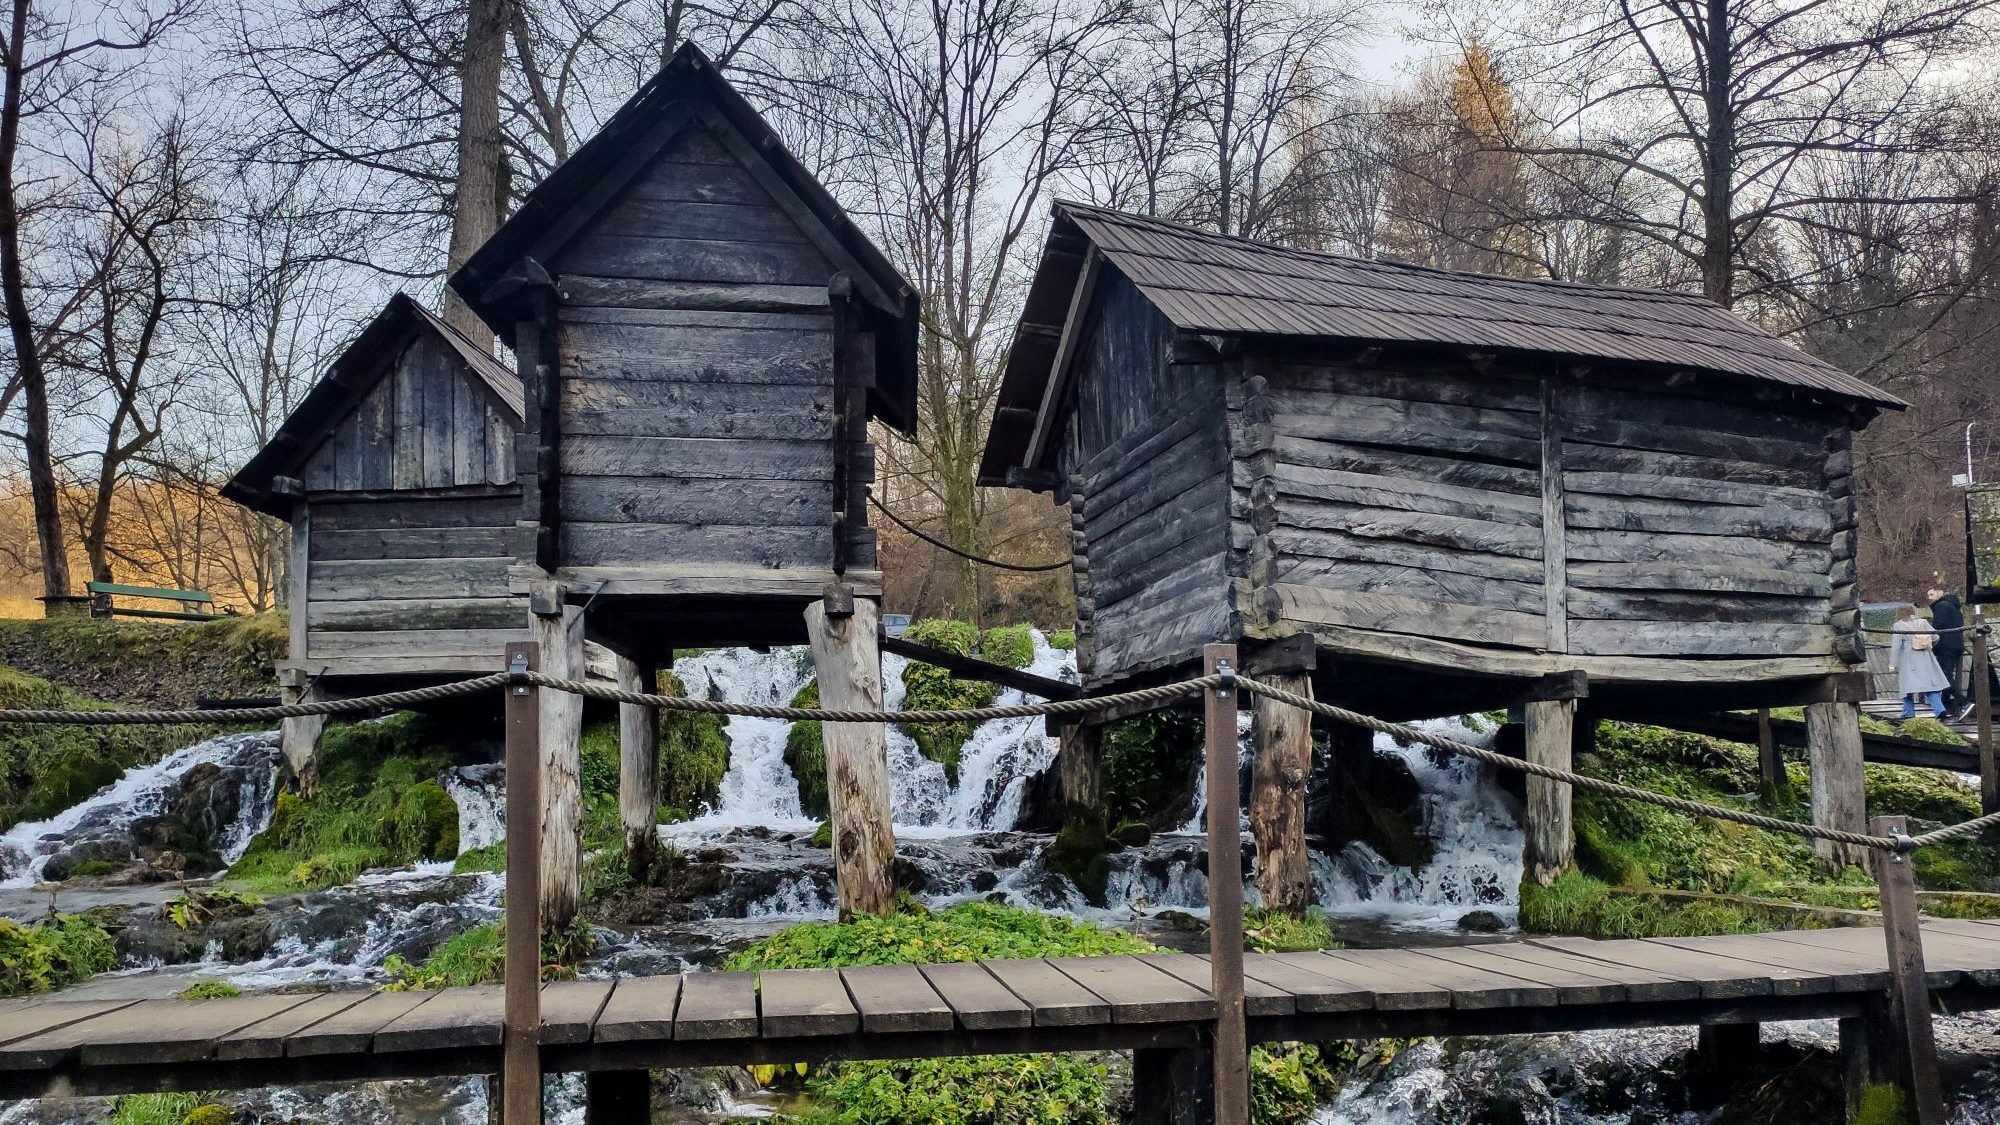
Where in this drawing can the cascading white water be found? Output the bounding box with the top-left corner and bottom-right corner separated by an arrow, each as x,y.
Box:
442,765 -> 506,854
672,647 -> 817,830
0,729 -> 282,888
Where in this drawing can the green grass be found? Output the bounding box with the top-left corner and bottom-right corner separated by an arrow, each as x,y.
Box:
177,980 -> 243,1000
1047,630 -> 1076,651
979,623 -> 1035,670
453,839 -> 506,874
0,914 -> 117,997
381,917 -> 595,989
1243,908 -> 1337,952
1521,871 -> 1773,939
107,1092 -> 227,1125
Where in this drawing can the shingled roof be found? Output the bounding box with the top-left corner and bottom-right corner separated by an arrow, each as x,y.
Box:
983,201 -> 1903,481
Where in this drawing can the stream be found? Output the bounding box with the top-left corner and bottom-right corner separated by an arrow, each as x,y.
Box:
5,631 -> 2000,1122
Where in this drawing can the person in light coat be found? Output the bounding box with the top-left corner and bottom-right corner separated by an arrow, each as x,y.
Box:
1891,604 -> 1951,720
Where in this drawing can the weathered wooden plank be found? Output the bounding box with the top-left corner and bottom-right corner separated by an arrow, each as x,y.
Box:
1138,953 -> 1292,1017
1094,551 -> 1226,617
309,557 -> 511,602
1528,937 -> 1773,999
451,366 -> 487,485
560,435 -> 829,481
486,401 -> 514,485
1273,462 -> 1542,526
1566,560 -> 1832,598
1563,469 -> 1829,511
1233,956 -> 1371,1014
1646,934 -> 1867,993
1412,945 -> 1623,1005
1566,527 -> 1830,572
311,492 -> 521,532
389,358 -> 423,490
562,522 -> 832,568
1337,948 -> 1559,1010
1562,382 -> 1831,446
561,377 -> 832,440
1048,956 -> 1215,1023
286,990 -> 436,1056
0,1000 -> 136,1057
1274,433 -> 1541,496
558,321 -> 832,386
758,969 -> 861,1038
417,336 -> 457,488
1274,951 -> 1453,1010
1077,386 -> 1215,487
557,275 -> 829,313
1473,941 -> 1699,1003
838,964 -> 955,1033
589,197 -> 809,244
1270,526 -> 1545,584
617,154 -> 773,206
1562,440 -> 1819,490
307,598 -> 523,633
1085,433 -> 1224,539
594,975 -> 683,1043
355,375 -> 394,491
1278,502 -> 1546,560
979,959 -> 1113,1027
373,985 -> 504,1052
1563,412 -> 1823,471
1567,587 -> 1828,625
307,629 -> 520,659
546,564 -> 854,600
914,962 -> 1033,1030
1090,536 -> 1227,610
1275,582 -> 1546,649
673,971 -> 758,1041
562,476 -> 834,528
1565,491 -> 1831,542
1566,619 -> 1832,657
558,233 -> 831,287
539,980 -> 614,1045
1275,400 -> 1541,465
1266,360 -> 1538,413
1272,557 -> 1545,615
214,992 -> 372,1061
74,995 -> 318,1067
1092,591 -> 1235,671
312,525 -> 513,563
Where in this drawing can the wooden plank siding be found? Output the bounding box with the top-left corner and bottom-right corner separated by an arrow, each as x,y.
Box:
301,333 -> 513,493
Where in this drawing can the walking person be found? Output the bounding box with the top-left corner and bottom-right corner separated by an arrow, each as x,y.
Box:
1891,604 -> 1951,721
1928,584 -> 1967,714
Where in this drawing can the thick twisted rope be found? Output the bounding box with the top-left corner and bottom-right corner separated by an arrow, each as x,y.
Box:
0,675 -> 508,725
519,670 -> 1211,723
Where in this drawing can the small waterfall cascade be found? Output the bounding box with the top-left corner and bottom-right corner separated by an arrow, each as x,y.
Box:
0,729 -> 282,888
442,764 -> 506,855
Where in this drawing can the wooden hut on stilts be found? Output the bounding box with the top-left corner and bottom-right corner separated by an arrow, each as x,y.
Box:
980,203 -> 1905,912
446,43 -> 920,926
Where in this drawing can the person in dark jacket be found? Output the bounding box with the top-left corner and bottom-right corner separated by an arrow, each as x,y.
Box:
1928,584 -> 1967,713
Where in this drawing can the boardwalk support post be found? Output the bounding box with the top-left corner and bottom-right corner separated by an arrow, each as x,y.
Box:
584,1069 -> 650,1124
1203,642 -> 1249,1125
1133,1038 -> 1214,1125
1975,616 -> 1995,816
1870,814 -> 1945,1125
502,642 -> 543,1125
617,653 -> 660,883
1251,671 -> 1314,917
532,592 -> 586,932
1056,721 -> 1101,832
805,592 -> 897,919
1808,700 -> 1870,871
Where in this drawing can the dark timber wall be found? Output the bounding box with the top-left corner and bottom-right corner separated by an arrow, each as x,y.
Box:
299,332 -> 515,492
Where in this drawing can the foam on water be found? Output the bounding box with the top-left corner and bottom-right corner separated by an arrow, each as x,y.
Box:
442,764 -> 506,854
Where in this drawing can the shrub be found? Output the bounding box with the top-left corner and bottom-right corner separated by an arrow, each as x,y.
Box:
106,1093 -> 217,1125
785,681 -> 829,818
1048,630 -> 1076,651
979,624 -> 1035,670
178,980 -> 243,1000
166,889 -> 260,929
0,664 -> 215,833
0,913 -> 117,997
1101,708 -> 1204,828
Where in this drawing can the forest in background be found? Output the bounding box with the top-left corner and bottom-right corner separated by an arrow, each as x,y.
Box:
0,0 -> 1996,625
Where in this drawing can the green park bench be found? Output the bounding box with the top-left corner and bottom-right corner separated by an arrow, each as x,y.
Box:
85,581 -> 223,622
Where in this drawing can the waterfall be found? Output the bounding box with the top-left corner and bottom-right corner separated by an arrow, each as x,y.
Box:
442,764 -> 506,854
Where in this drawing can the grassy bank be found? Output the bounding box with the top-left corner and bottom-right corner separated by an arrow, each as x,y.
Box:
0,664 -> 218,832
0,614 -> 283,710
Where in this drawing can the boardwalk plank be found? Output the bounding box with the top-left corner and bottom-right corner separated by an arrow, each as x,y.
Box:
980,959 -> 1112,1026
674,972 -> 757,1041
596,976 -> 682,1043
374,985 -> 504,1052
1338,948 -> 1559,1010
1905,929 -> 2000,987
542,980 -> 615,1044
78,995 -> 319,1067
1648,934 -> 1870,993
1411,945 -> 1624,1005
759,969 -> 860,1038
1239,955 -> 1374,1013
0,1001 -> 140,1068
1752,927 -> 1950,989
1141,953 -> 1294,1017
1269,952 -> 1448,1010
915,961 -> 1032,1030
1049,956 -> 1215,1023
1475,942 -> 1699,1003
1533,937 -> 1774,998
216,992 -> 372,1061
287,991 -> 436,1056
840,965 -> 955,1033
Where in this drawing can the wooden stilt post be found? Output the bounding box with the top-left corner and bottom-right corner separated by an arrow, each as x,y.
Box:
805,592 -> 896,919
502,642 -> 543,1125
1974,614 -> 1995,816
1807,701 -> 1870,871
1131,1040 -> 1215,1125
583,1069 -> 650,1124
277,669 -> 325,797
532,593 -> 586,933
1755,708 -> 1790,803
1691,1022 -> 1759,1104
1524,698 -> 1577,886
1203,642 -> 1249,1125
1869,815 -> 1945,1125
616,653 -> 660,884
1056,721 -> 1101,831
1250,671 -> 1313,916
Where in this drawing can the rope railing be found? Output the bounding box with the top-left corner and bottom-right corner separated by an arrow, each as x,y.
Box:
0,665 -> 1993,854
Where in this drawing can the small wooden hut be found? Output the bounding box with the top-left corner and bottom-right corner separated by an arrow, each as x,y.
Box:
223,293 -> 526,786
981,202 -> 1906,902
445,43 -> 920,922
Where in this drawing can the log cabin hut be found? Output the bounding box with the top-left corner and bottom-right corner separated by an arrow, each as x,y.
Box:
981,202 -> 1907,901
222,292 -> 526,790
444,43 -> 920,921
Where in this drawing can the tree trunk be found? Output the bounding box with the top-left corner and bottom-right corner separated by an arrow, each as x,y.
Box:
1700,0 -> 1735,307
0,0 -> 73,610
804,595 -> 897,918
444,0 -> 506,344
535,602 -> 586,934
617,654 -> 660,883
1250,673 -> 1313,916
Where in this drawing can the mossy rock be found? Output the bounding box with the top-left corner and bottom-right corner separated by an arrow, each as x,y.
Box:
809,821 -> 832,848
1045,813 -> 1115,906
898,619 -> 998,783
180,1106 -> 231,1125
785,681 -> 829,819
659,670 -> 730,815
979,624 -> 1035,670
380,780 -> 459,861
177,980 -> 242,1000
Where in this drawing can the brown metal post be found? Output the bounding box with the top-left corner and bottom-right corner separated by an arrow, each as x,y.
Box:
1974,615 -> 1995,815
1869,815 -> 1944,1125
1202,643 -> 1248,1125
504,642 -> 544,1125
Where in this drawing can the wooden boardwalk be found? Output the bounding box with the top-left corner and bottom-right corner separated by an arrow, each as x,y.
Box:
7,920 -> 2000,1102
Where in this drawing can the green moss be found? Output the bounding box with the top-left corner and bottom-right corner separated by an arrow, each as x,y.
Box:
453,839 -> 507,875
1243,908 -> 1337,953
810,821 -> 833,848
383,923 -> 504,990
1852,1082 -> 1909,1125
1045,814 -> 1114,906
178,980 -> 243,1000
659,670 -> 729,814
67,859 -> 120,878
382,781 -> 459,861
1048,629 -> 1076,651
979,624 -> 1035,670
898,620 -> 998,783
785,680 -> 829,819
0,914 -> 117,997
180,1106 -> 232,1125
1898,717 -> 1965,745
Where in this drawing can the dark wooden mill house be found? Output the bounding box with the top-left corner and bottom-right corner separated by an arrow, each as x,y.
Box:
224,293 -> 526,793
447,44 -> 920,926
982,203 -> 1904,913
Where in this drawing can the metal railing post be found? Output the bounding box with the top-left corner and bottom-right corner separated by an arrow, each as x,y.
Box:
1869,815 -> 1944,1125
1203,642 -> 1248,1123
504,643 -> 544,1125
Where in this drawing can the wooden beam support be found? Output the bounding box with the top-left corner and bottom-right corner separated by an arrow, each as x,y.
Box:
1241,633 -> 1315,678
583,1069 -> 650,1124
1057,722 -> 1101,831
1540,377 -> 1568,655
1870,815 -> 1945,1125
1131,1041 -> 1214,1125
616,653 -> 661,884
1806,701 -> 1869,872
534,601 -> 586,933
1975,614 -> 1996,815
1203,643 -> 1249,1125
879,633 -> 1078,700
1250,672 -> 1313,917
1756,708 -> 1791,803
278,682 -> 325,798
502,641 -> 542,1125
1524,697 -> 1577,887
805,595 -> 896,919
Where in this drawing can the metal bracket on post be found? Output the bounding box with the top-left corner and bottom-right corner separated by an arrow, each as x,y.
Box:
1214,658 -> 1236,696
509,650 -> 531,697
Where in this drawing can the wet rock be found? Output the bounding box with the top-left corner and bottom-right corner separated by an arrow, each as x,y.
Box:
969,870 -> 998,892
1457,910 -> 1506,933
1310,735 -> 1435,869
